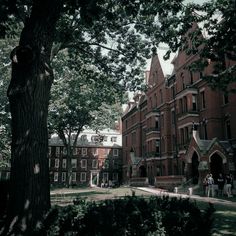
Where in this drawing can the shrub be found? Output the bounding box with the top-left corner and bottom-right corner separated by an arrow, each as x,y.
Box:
45,196 -> 214,236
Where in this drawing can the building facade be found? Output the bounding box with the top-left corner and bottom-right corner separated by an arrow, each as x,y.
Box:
49,129 -> 122,187
122,34 -> 236,185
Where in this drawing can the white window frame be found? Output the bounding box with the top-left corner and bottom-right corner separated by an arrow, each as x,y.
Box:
72,172 -> 77,182
56,147 -> 60,156
103,172 -> 109,182
62,147 -> 67,155
71,159 -> 77,169
80,172 -> 86,182
81,159 -> 87,169
54,172 -> 58,182
82,148 -> 87,156
62,159 -> 67,168
55,158 -> 59,168
62,172 -> 66,182
92,148 -> 98,155
92,159 -> 98,169
113,149 -> 118,157
111,136 -> 117,142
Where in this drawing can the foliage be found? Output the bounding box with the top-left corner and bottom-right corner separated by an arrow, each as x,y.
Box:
49,50 -> 124,145
45,196 -> 215,236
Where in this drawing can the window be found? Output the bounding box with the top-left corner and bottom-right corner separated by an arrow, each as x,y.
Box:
171,110 -> 175,125
156,140 -> 160,154
56,147 -> 60,156
49,158 -> 51,168
72,172 -> 77,182
183,96 -> 187,112
113,149 -> 118,157
113,173 -> 118,181
223,93 -> 229,104
131,132 -> 136,145
82,148 -> 87,156
225,119 -> 231,139
161,114 -> 164,127
180,129 -> 184,144
105,160 -> 109,169
81,135 -> 87,142
80,172 -> 86,182
62,172 -> 66,182
185,127 -> 189,142
62,159 -> 67,168
54,159 -> 59,168
111,136 -> 117,142
81,159 -> 87,169
92,159 -> 98,169
181,73 -> 185,90
201,91 -> 206,109
171,86 -> 175,99
155,116 -> 159,129
71,159 -> 77,169
125,120 -> 128,129
73,148 -> 77,155
92,148 -> 98,155
103,172 -> 109,182
63,147 -> 67,155
125,136 -> 128,147
179,99 -> 183,113
190,71 -> 193,84
160,89 -> 163,103
48,147 -> 51,155
103,136 -> 108,142
6,172 -> 10,180
192,94 -> 197,111
54,172 -> 58,182
91,135 -> 99,142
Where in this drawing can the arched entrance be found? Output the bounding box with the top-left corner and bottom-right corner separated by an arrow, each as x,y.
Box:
139,165 -> 147,177
192,152 -> 199,184
210,153 -> 224,180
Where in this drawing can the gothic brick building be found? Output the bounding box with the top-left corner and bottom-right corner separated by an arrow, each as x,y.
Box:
122,31 -> 236,186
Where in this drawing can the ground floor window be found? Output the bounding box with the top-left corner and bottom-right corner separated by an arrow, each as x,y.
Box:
113,173 -> 118,181
103,172 -> 109,182
72,172 -> 77,182
80,172 -> 87,182
62,172 -> 67,182
54,172 -> 58,182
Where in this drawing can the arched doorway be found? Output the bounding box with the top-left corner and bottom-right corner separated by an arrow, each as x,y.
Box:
139,165 -> 147,177
192,152 -> 199,184
210,153 -> 224,180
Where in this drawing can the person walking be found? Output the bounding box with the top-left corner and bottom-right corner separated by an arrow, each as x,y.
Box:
207,174 -> 214,197
225,174 -> 232,197
203,174 -> 209,196
217,173 -> 225,197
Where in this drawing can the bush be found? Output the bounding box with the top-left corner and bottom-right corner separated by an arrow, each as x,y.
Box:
45,196 -> 215,236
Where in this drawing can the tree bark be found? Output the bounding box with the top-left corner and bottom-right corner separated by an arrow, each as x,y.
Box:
3,1 -> 62,235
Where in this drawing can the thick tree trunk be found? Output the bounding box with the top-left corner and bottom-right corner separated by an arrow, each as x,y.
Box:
3,1 -> 62,235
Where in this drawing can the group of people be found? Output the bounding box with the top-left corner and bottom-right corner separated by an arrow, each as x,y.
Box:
203,173 -> 234,197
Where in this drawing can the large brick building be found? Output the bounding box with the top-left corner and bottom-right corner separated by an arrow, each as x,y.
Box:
122,28 -> 236,186
49,129 -> 122,187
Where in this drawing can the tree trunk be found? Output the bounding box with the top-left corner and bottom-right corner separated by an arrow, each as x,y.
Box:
3,1 -> 62,235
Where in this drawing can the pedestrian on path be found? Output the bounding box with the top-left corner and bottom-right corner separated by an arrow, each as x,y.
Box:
217,173 -> 225,197
207,174 -> 214,197
225,174 -> 232,197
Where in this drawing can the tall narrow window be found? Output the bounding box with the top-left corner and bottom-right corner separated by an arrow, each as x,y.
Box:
223,93 -> 229,104
54,159 -> 59,168
72,172 -> 77,182
183,96 -> 187,112
201,91 -> 206,109
192,94 -> 197,111
54,172 -> 58,182
190,71 -> 193,84
71,159 -> 77,169
160,89 -> 163,103
156,140 -> 160,154
62,172 -> 66,182
225,119 -> 231,139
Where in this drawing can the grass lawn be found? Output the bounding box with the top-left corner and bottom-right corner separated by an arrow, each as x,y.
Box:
51,186 -> 236,235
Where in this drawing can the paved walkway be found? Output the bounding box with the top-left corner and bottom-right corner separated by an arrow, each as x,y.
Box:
138,187 -> 236,208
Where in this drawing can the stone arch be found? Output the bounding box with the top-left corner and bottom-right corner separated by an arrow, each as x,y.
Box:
209,150 -> 227,164
187,147 -> 201,163
209,151 -> 226,180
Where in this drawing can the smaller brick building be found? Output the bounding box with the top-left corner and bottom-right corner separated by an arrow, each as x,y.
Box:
49,129 -> 122,187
